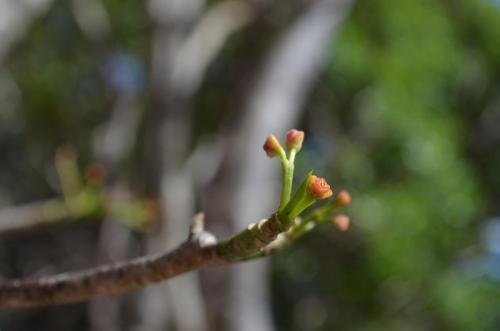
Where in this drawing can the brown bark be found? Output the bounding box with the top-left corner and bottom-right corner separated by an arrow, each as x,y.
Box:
0,212 -> 291,310
0,240 -> 219,309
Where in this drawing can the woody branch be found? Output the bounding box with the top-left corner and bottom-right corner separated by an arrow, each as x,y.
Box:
0,130 -> 351,310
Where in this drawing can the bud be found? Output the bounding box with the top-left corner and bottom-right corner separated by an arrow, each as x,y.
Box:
286,129 -> 304,152
280,172 -> 333,221
334,189 -> 351,207
332,214 -> 350,232
263,135 -> 282,158
307,175 -> 333,200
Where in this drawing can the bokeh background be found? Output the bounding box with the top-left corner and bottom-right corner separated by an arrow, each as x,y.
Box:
0,0 -> 499,330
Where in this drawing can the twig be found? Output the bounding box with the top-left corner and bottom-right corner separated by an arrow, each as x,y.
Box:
0,188 -> 154,236
0,199 -> 69,235
0,212 -> 295,309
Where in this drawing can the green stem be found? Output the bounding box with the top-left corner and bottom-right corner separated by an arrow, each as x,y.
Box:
279,161 -> 292,210
278,148 -> 294,210
288,148 -> 296,164
287,198 -> 315,220
304,202 -> 336,222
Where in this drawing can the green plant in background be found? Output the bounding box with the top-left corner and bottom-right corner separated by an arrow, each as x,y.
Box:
270,0 -> 500,330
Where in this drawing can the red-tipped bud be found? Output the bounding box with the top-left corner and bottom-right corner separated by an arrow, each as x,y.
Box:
307,175 -> 333,200
263,135 -> 282,158
332,214 -> 350,232
286,129 -> 304,152
334,189 -> 351,207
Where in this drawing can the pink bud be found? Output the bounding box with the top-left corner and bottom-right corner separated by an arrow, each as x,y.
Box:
334,189 -> 351,207
286,129 -> 304,152
332,214 -> 350,232
263,135 -> 282,158
307,175 -> 333,200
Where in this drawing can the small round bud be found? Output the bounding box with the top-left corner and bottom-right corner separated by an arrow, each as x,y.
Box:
307,175 -> 333,200
334,189 -> 351,207
286,129 -> 304,152
263,135 -> 282,158
332,214 -> 350,232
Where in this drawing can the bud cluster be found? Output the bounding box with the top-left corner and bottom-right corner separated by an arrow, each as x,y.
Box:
262,129 -> 351,232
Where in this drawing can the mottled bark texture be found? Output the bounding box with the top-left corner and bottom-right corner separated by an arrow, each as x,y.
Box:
0,213 -> 287,309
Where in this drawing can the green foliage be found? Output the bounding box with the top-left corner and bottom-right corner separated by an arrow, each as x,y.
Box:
274,0 -> 500,330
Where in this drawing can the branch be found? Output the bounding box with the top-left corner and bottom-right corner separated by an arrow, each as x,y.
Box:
0,127 -> 351,310
0,213 -> 292,309
0,199 -> 69,235
0,190 -> 154,236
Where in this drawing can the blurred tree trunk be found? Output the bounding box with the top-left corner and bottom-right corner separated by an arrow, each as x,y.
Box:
138,1 -> 208,330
